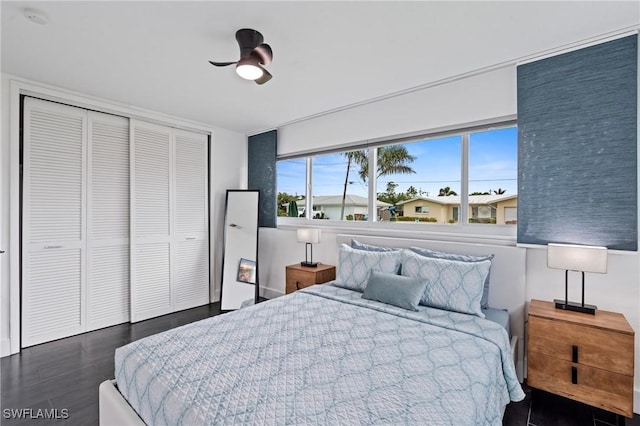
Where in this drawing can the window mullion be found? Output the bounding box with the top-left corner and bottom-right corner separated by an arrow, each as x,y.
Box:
368,146 -> 377,222
305,157 -> 312,220
460,134 -> 469,224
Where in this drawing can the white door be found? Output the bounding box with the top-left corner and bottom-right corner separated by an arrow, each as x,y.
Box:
130,120 -> 173,322
131,123 -> 210,321
173,129 -> 209,311
87,112 -> 130,330
22,98 -> 87,347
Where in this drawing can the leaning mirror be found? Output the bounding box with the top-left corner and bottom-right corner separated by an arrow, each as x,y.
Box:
221,190 -> 260,310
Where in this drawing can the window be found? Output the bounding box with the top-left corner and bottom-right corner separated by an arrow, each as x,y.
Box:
377,135 -> 461,224
504,206 -> 517,224
452,206 -> 459,223
277,123 -> 517,229
276,158 -> 306,217
468,127 -> 518,224
311,150 -> 369,221
471,205 -> 495,224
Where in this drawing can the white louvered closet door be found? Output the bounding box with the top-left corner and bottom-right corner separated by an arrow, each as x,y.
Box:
130,120 -> 173,322
22,98 -> 87,347
173,130 -> 209,311
87,112 -> 130,331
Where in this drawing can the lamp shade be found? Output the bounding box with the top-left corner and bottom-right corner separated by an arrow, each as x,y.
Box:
297,228 -> 320,244
547,243 -> 607,274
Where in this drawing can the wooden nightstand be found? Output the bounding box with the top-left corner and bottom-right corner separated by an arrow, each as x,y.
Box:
285,263 -> 336,294
527,299 -> 634,417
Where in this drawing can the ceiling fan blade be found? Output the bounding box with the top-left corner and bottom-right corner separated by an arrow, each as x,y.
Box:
255,67 -> 272,85
252,43 -> 273,65
236,29 -> 264,58
209,60 -> 237,67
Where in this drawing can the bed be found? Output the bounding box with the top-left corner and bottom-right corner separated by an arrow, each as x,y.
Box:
100,238 -> 525,425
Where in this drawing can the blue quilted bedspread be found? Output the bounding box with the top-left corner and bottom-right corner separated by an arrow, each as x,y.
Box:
115,284 -> 524,425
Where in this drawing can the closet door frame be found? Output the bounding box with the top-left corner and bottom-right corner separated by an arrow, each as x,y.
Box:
8,79 -> 215,355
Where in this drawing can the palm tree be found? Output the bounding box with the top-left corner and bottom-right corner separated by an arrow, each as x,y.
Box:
340,150 -> 367,220
493,188 -> 507,194
340,146 -> 415,220
356,146 -> 416,182
438,186 -> 457,196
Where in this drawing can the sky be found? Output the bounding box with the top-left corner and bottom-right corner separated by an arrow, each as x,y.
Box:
277,127 -> 517,199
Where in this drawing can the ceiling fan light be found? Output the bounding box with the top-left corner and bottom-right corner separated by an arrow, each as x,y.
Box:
236,58 -> 264,80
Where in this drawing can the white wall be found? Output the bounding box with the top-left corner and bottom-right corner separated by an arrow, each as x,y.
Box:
211,127 -> 248,300
261,62 -> 640,413
278,66 -> 516,156
1,74 -> 11,355
0,73 -> 246,356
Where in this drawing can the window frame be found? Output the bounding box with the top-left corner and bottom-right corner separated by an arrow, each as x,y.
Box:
276,120 -> 517,242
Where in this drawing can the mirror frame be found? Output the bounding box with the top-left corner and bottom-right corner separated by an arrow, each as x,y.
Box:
220,189 -> 260,311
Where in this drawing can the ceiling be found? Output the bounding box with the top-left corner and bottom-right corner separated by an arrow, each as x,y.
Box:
2,1 -> 638,135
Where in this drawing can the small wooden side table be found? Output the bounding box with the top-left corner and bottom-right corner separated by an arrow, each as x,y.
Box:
285,263 -> 336,294
527,299 -> 634,417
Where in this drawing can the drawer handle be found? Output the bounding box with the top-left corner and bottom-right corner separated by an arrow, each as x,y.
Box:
571,366 -> 578,384
572,345 -> 578,363
296,281 -> 301,290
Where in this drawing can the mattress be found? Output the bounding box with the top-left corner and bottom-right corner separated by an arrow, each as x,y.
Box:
115,285 -> 524,425
482,307 -> 511,336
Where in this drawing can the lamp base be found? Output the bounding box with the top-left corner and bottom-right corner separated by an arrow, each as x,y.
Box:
300,261 -> 318,268
554,299 -> 597,315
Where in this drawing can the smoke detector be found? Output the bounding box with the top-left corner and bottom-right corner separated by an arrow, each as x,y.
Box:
23,8 -> 49,25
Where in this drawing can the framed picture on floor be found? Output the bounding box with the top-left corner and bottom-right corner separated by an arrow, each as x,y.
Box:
237,258 -> 256,285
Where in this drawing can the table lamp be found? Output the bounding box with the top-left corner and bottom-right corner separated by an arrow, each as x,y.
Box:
547,243 -> 607,315
297,228 -> 320,267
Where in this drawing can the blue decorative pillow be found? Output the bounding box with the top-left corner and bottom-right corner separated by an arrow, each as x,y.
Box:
362,271 -> 428,311
401,249 -> 490,318
409,247 -> 494,308
336,244 -> 401,292
351,239 -> 398,252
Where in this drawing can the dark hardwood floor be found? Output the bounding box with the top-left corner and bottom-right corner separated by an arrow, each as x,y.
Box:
1,303 -> 222,425
1,303 -> 639,425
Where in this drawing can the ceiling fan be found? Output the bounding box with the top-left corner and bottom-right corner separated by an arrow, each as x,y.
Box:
209,28 -> 273,85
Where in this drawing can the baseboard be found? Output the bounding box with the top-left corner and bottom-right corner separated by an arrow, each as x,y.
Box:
260,286 -> 284,300
1,338 -> 11,357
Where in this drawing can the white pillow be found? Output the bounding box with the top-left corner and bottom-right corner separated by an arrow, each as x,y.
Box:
401,249 -> 490,318
335,244 -> 401,292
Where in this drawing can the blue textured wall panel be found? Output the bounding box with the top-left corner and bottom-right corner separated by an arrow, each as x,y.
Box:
248,130 -> 277,228
517,35 -> 637,251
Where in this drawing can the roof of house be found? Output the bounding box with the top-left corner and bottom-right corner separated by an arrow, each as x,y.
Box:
396,194 -> 517,206
297,195 -> 391,207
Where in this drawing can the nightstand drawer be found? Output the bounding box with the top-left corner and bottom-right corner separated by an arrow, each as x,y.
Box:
528,351 -> 633,417
285,264 -> 336,294
529,316 -> 634,375
286,271 -> 318,293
